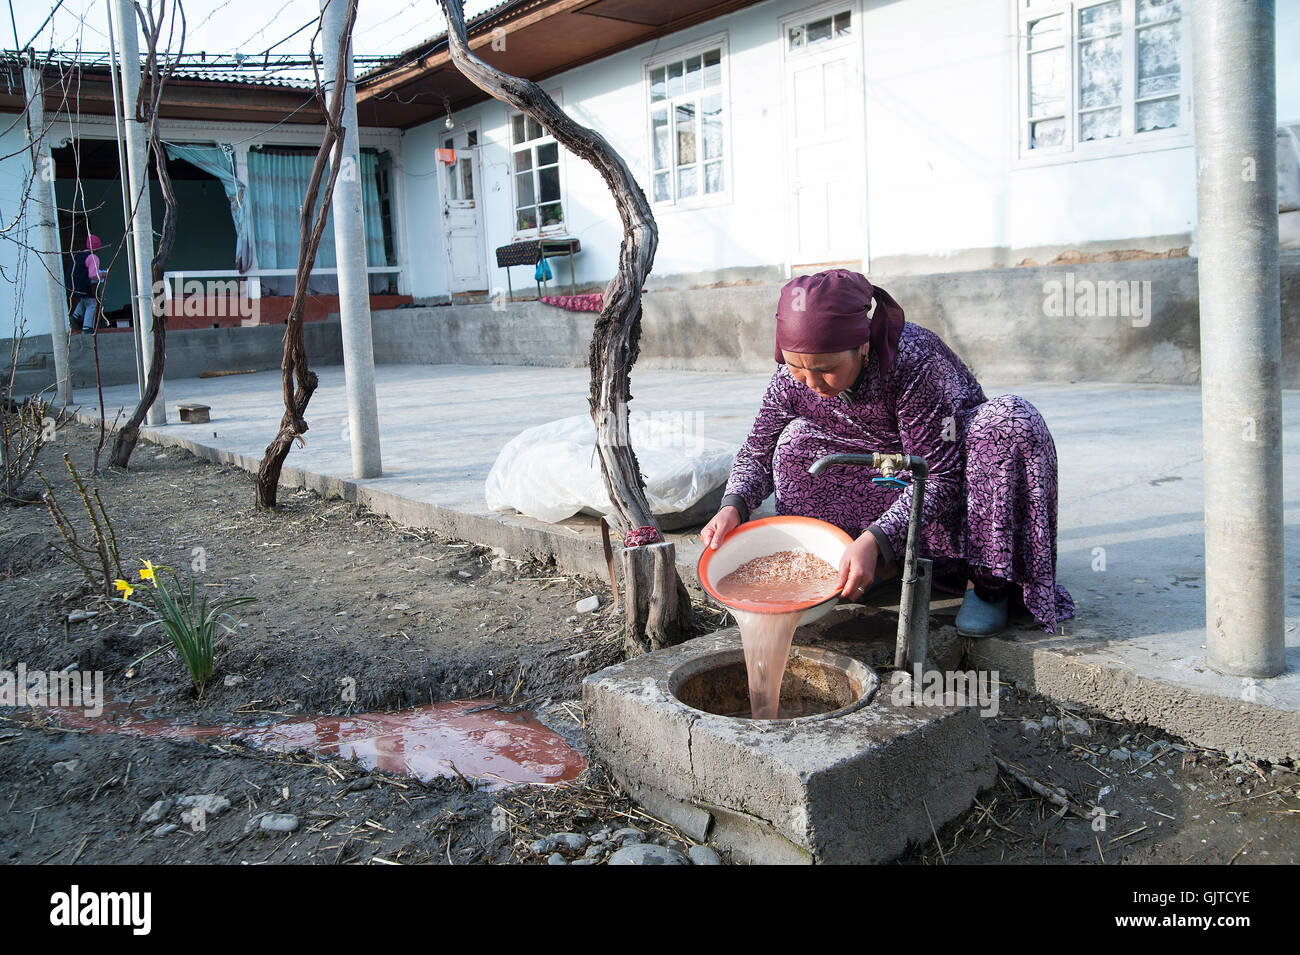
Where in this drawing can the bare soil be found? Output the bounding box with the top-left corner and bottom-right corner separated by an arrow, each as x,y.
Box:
897,684 -> 1298,865
0,420 -> 1294,865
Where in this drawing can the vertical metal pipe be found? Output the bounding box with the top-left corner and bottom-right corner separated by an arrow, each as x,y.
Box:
321,0 -> 382,478
110,0 -> 165,426
1192,2 -> 1285,678
910,558 -> 932,677
105,0 -> 146,399
22,62 -> 73,408
894,473 -> 927,672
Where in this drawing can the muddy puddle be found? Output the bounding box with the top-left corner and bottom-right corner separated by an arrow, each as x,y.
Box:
11,696 -> 585,788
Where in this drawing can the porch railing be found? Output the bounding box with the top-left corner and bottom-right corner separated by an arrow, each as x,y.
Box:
161,267 -> 403,301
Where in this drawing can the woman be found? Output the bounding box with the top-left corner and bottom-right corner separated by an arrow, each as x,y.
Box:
700,269 -> 1074,636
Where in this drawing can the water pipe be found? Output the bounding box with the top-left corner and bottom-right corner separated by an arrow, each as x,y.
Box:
808,452 -> 931,673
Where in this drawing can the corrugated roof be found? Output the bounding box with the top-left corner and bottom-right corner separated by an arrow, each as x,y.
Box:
165,69 -> 320,89
0,49 -> 402,92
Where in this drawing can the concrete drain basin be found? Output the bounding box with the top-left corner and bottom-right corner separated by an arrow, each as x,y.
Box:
583,630 -> 995,865
671,646 -> 877,721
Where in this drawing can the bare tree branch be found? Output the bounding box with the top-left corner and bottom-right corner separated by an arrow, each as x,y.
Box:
436,0 -> 692,651
254,0 -> 357,509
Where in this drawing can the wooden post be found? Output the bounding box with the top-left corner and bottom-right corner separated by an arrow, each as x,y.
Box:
438,0 -> 693,655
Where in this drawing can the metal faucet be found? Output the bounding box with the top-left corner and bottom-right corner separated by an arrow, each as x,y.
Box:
808,452 -> 932,674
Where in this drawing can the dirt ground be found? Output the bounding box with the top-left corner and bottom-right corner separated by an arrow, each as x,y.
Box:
0,419 -> 1295,865
898,685 -> 1298,865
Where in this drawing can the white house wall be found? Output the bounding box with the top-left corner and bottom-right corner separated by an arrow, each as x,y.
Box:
5,1 -> 1298,329
407,0 -> 831,301
397,120 -> 452,300
406,0 -> 1299,297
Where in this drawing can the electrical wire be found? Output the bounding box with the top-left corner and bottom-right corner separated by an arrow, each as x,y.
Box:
9,0 -> 22,49
22,0 -> 68,51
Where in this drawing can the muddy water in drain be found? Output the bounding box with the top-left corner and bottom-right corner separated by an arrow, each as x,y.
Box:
716,551 -> 840,720
17,697 -> 583,787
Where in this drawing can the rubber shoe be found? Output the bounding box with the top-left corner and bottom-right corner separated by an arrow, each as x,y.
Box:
955,588 -> 1010,638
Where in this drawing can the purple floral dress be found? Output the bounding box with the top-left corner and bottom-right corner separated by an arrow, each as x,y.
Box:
722,321 -> 1075,633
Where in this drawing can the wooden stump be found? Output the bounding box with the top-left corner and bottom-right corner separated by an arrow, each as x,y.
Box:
620,541 -> 693,657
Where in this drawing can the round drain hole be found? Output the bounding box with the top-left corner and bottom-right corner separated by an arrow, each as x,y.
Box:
669,646 -> 878,722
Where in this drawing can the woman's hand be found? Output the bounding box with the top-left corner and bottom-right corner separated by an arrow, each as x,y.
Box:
837,531 -> 879,600
700,505 -> 742,550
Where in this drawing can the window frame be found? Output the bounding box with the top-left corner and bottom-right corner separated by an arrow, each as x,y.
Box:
508,92 -> 568,240
1015,0 -> 1193,166
372,148 -> 397,268
784,4 -> 854,56
642,31 -> 732,211
441,129 -> 478,208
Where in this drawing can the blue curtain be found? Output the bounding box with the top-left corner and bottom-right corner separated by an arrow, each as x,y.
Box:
248,148 -> 334,270
359,151 -> 387,268
164,142 -> 254,273
247,147 -> 389,273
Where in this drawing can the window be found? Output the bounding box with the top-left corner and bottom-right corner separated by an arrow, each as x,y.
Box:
373,149 -> 396,269
1020,0 -> 1187,158
510,114 -> 564,234
787,9 -> 851,50
247,146 -> 393,276
443,131 -> 476,203
646,39 -> 727,204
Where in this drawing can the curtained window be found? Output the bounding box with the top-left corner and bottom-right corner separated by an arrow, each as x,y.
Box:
247,146 -> 392,274
646,42 -> 727,205
1019,0 -> 1187,158
164,142 -> 255,273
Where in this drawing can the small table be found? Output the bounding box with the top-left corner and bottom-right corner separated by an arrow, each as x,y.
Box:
494,237 -> 582,301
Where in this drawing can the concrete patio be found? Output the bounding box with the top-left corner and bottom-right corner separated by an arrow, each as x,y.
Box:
67,361 -> 1300,760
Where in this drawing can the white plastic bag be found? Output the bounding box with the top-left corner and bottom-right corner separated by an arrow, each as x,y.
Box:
485,412 -> 736,524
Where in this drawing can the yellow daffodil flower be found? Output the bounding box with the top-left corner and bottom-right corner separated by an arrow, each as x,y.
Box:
139,559 -> 158,585
114,579 -> 134,599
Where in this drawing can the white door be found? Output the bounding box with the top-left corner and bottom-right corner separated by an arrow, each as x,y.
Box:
441,123 -> 488,293
782,2 -> 867,272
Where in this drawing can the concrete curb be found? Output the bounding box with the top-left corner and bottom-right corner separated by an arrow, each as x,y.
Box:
969,636 -> 1300,763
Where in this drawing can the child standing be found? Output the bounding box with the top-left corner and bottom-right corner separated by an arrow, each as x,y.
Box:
66,234 -> 103,334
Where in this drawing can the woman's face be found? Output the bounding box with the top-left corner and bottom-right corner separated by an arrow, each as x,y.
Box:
782,344 -> 869,398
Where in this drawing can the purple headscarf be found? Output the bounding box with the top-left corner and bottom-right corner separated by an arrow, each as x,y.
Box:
774,269 -> 906,374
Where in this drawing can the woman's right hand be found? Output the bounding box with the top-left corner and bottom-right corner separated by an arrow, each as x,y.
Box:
701,505 -> 741,550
